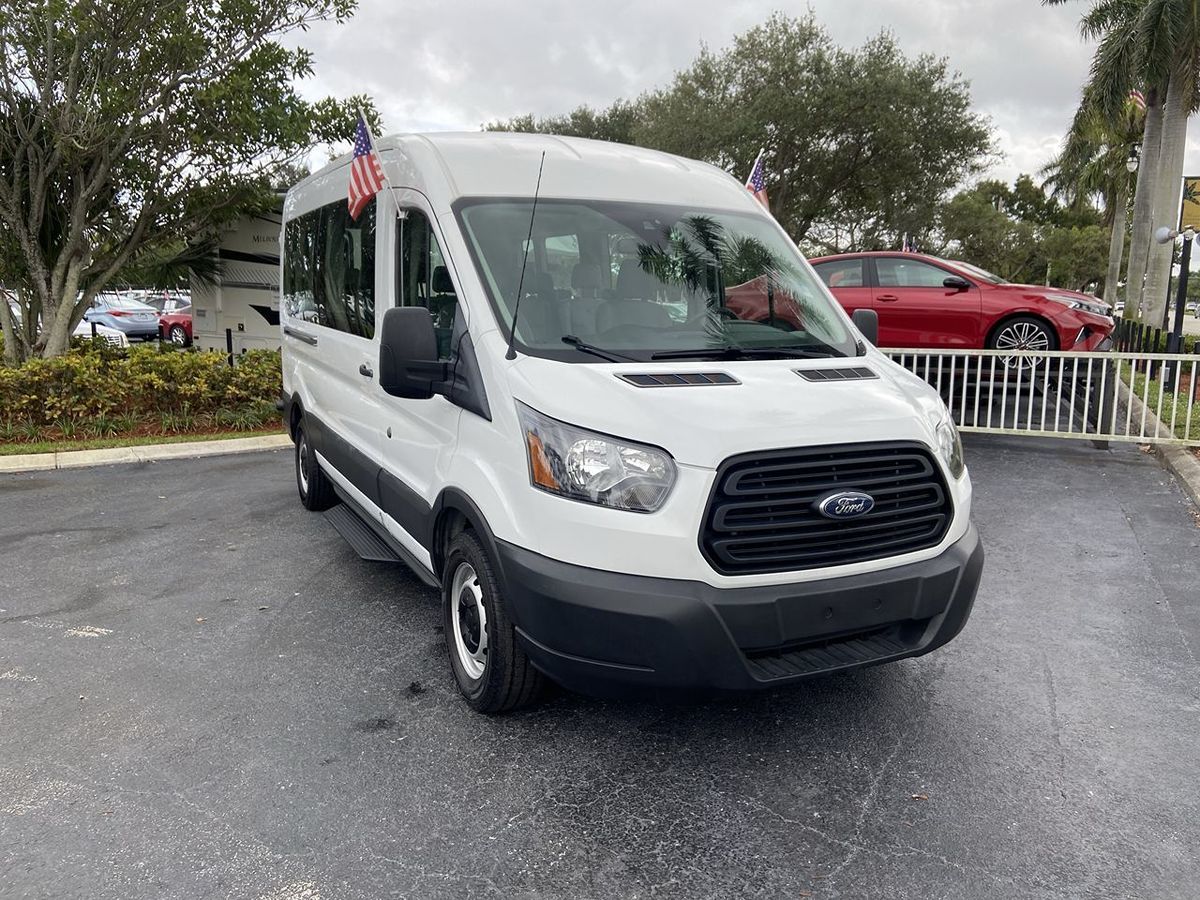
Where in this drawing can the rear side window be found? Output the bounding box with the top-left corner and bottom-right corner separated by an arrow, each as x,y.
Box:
283,197 -> 376,338
812,259 -> 864,288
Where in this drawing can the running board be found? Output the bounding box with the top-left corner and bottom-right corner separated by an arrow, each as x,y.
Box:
325,505 -> 401,562
323,499 -> 440,588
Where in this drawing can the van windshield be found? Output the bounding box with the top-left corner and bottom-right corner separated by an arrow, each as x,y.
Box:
455,198 -> 856,362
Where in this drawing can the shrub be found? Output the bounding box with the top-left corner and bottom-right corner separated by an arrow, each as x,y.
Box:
0,343 -> 282,445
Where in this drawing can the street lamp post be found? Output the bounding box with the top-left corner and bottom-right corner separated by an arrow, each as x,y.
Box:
1154,225 -> 1195,383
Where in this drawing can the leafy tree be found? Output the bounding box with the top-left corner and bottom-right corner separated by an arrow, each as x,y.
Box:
940,176 -> 1109,291
0,0 -> 376,363
487,14 -> 992,254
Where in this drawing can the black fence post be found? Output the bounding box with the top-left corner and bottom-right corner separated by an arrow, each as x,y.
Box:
225,328 -> 234,368
90,321 -> 97,338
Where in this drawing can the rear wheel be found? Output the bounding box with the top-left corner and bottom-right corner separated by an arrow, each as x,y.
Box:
295,420 -> 337,511
443,530 -> 545,713
169,324 -> 190,347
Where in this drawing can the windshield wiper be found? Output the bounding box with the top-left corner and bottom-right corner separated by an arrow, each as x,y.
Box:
561,335 -> 636,362
650,345 -> 840,361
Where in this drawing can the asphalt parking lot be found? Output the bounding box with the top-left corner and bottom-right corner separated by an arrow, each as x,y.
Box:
1,436 -> 1199,899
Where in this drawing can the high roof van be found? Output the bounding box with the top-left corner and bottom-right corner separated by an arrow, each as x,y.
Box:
280,133 -> 984,713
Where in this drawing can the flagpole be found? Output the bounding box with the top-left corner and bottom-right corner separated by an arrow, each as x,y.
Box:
357,108 -> 405,218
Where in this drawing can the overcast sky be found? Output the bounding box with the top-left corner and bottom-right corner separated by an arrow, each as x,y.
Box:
291,0 -> 1199,185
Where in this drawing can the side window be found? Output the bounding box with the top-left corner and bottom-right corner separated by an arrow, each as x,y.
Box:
812,259 -> 864,289
875,258 -> 951,288
399,209 -> 460,360
283,198 -> 376,338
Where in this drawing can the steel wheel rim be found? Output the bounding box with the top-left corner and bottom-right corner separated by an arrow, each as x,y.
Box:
450,562 -> 488,680
298,436 -> 310,493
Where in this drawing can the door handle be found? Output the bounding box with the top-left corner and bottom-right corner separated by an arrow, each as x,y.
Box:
358,363 -> 374,378
876,294 -> 900,302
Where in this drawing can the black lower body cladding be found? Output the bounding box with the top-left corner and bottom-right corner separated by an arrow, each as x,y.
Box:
498,525 -> 983,695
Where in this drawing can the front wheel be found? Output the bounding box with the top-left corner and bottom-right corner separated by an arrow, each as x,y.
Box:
988,316 -> 1055,370
443,531 -> 545,713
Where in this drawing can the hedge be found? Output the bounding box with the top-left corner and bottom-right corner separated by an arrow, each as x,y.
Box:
0,340 -> 282,444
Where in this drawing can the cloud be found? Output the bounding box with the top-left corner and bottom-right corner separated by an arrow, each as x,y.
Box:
290,0 -> 1194,184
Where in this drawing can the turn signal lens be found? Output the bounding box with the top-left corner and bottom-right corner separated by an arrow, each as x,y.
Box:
526,431 -> 560,490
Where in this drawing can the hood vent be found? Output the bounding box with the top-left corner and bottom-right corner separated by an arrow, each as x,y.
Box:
795,366 -> 878,382
617,372 -> 739,387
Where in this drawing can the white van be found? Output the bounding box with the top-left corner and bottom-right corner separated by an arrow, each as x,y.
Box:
280,133 -> 983,713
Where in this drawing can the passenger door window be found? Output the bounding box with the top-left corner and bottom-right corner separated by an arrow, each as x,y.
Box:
398,209 -> 461,360
874,258 -> 952,288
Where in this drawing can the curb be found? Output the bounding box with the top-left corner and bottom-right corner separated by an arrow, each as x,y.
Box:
1119,381 -> 1200,508
0,433 -> 292,475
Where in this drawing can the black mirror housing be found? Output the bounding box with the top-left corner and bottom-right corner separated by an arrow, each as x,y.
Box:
379,306 -> 448,399
851,308 -> 879,346
944,276 -> 971,292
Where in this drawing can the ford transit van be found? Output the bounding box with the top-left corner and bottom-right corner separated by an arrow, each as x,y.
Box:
280,133 -> 983,713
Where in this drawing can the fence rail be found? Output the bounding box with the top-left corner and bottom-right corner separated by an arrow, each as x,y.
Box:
882,347 -> 1200,447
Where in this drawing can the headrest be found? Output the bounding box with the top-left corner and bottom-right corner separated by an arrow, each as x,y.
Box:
432,266 -> 455,295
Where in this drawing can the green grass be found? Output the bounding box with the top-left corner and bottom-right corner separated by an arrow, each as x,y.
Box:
1121,362 -> 1200,442
0,426 -> 287,457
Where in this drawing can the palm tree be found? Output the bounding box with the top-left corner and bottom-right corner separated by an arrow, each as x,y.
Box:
1048,0 -> 1200,326
1042,100 -> 1143,306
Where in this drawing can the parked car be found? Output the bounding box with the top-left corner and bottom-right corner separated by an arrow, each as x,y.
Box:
84,294 -> 160,341
158,308 -> 192,346
808,252 -> 1115,352
281,132 -> 983,713
141,291 -> 192,315
73,318 -> 129,348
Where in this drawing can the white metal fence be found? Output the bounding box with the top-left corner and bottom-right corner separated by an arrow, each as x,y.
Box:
882,348 -> 1200,447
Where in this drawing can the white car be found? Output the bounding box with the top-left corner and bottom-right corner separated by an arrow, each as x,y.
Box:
280,133 -> 983,713
74,318 -> 129,347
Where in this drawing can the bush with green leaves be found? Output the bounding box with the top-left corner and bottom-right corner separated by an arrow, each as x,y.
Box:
0,341 -> 282,444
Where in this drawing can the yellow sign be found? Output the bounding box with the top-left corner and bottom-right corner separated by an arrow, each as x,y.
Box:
1180,176 -> 1200,230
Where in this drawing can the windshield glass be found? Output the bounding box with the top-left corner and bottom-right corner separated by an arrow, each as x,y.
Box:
950,260 -> 1006,284
101,295 -> 156,311
456,199 -> 856,361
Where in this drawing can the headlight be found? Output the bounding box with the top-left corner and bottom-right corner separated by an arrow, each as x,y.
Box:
935,415 -> 965,480
516,402 -> 676,512
1046,293 -> 1110,317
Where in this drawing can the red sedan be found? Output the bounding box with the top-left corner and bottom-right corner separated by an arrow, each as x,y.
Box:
158,308 -> 192,347
807,252 -> 1114,352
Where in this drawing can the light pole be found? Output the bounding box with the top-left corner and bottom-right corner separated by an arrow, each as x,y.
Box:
1154,225 -> 1194,382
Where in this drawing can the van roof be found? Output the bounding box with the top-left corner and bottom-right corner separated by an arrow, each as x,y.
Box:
291,132 -> 759,214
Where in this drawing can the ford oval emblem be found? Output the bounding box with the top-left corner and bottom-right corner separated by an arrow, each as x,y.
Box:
816,490 -> 875,520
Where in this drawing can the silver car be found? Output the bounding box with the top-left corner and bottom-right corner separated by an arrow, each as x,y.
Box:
84,294 -> 160,341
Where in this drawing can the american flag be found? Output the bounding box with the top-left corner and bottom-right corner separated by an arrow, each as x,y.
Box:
1128,89 -> 1147,112
745,149 -> 768,208
348,116 -> 385,220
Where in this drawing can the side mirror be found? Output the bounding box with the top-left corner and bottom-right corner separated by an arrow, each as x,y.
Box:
851,308 -> 878,346
378,306 -> 448,399
943,276 -> 971,292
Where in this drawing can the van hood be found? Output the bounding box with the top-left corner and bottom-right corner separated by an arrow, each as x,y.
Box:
505,352 -> 944,469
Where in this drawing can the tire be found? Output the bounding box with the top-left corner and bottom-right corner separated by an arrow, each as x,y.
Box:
169,324 -> 190,347
295,420 -> 337,511
443,530 -> 545,713
987,316 -> 1055,371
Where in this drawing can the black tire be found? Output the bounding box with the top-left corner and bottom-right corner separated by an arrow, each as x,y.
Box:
986,316 -> 1056,353
169,324 -> 191,347
295,420 -> 337,511
442,530 -> 545,713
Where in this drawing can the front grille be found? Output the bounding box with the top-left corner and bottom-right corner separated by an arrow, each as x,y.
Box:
701,442 -> 952,575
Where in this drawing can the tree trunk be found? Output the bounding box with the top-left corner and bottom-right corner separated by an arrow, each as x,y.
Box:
1125,88 -> 1164,320
1142,73 -> 1189,327
1104,177 -> 1129,306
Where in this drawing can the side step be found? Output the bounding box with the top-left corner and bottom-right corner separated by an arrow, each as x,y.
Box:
324,504 -> 402,563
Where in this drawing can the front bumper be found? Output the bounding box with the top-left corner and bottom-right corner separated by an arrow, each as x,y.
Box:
499,524 -> 983,695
